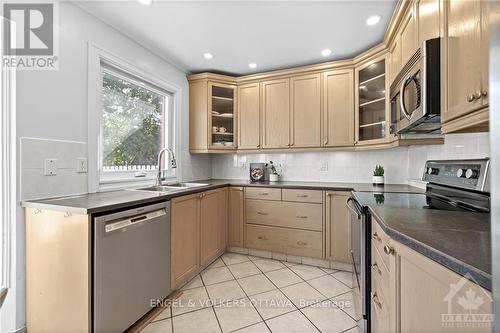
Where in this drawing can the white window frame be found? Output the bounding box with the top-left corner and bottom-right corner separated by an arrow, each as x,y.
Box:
88,43 -> 182,192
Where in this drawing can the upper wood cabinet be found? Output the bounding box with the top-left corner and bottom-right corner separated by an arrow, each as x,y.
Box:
416,0 -> 440,45
290,74 -> 322,148
262,78 -> 290,149
228,187 -> 244,247
442,0 -> 489,132
238,83 -> 261,150
322,69 -> 355,147
388,35 -> 402,85
325,191 -> 351,263
399,6 -> 417,68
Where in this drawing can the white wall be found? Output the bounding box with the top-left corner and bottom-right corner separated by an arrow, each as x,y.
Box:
3,2 -> 210,331
212,133 -> 490,184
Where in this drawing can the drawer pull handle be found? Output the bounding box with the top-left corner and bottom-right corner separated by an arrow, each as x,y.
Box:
372,292 -> 382,309
373,232 -> 381,242
297,194 -> 309,198
383,245 -> 395,255
259,192 -> 269,196
258,236 -> 268,241
257,211 -> 268,216
296,215 -> 308,219
297,241 -> 307,246
372,262 -> 382,276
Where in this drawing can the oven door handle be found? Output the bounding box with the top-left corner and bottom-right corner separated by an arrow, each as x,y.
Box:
346,197 -> 362,219
399,74 -> 421,121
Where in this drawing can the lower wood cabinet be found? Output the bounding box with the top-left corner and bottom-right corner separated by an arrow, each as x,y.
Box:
228,187 -> 245,247
171,187 -> 228,289
325,191 -> 351,263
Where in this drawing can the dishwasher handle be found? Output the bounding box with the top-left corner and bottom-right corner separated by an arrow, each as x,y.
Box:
105,209 -> 167,233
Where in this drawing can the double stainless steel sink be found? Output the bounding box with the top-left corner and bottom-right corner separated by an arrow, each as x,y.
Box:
137,182 -> 210,193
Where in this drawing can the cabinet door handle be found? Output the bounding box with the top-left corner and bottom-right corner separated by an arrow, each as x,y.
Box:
296,215 -> 308,219
324,140 -> 328,145
372,262 -> 382,276
199,193 -> 204,199
372,292 -> 382,309
383,245 -> 395,255
257,144 -> 261,148
482,90 -> 488,97
259,192 -> 269,196
297,194 -> 309,198
257,236 -> 268,241
467,94 -> 475,102
257,211 -> 268,216
297,241 -> 307,246
474,91 -> 482,100
373,232 -> 382,242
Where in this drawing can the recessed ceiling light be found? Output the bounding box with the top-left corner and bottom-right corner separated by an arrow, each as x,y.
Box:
249,63 -> 257,69
321,49 -> 332,57
137,0 -> 152,5
203,53 -> 214,60
366,15 -> 381,26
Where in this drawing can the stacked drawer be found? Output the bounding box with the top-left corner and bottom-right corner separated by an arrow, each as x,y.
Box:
371,220 -> 393,333
245,187 -> 324,258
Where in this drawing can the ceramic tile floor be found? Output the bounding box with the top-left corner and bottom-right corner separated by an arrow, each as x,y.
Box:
141,253 -> 360,333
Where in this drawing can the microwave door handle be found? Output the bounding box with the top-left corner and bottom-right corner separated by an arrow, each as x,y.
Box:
400,75 -> 413,120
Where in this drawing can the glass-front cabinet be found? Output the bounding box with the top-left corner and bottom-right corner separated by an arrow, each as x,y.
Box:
208,82 -> 237,149
355,56 -> 389,145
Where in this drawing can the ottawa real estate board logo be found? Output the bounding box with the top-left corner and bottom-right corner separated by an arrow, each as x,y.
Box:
2,2 -> 59,70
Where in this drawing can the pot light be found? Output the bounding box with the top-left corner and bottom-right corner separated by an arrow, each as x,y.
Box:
203,53 -> 214,60
321,49 -> 332,57
366,15 -> 381,26
248,62 -> 257,69
137,0 -> 152,5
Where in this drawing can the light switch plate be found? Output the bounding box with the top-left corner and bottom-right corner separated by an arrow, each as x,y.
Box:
77,157 -> 88,173
44,159 -> 57,176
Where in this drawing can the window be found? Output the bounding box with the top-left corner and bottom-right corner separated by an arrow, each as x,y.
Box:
99,64 -> 174,185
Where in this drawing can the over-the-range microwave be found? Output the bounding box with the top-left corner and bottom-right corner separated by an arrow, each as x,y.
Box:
390,38 -> 441,134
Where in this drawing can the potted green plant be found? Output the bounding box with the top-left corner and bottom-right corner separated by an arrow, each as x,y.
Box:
265,161 -> 281,182
373,165 -> 385,186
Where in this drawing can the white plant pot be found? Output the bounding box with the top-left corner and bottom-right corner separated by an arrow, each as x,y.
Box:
269,174 -> 279,182
372,175 -> 385,186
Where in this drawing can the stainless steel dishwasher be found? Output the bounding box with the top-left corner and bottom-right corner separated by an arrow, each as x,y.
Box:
94,201 -> 171,333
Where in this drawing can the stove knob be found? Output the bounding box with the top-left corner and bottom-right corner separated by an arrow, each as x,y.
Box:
427,167 -> 433,175
456,169 -> 466,178
465,169 -> 479,179
427,167 -> 439,175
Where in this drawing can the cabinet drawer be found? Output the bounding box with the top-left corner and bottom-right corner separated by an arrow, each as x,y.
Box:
245,187 -> 281,201
371,285 -> 390,333
246,200 -> 322,231
371,221 -> 391,271
282,189 -> 323,203
245,224 -> 323,258
371,243 -> 390,301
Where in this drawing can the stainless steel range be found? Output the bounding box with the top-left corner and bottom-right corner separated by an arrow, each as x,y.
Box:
347,158 -> 490,332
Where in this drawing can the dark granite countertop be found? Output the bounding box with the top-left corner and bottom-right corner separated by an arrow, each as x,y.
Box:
21,179 -> 423,214
353,191 -> 491,290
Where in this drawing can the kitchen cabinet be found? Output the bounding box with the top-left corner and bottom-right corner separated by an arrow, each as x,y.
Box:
171,193 -> 201,288
388,35 -> 402,86
228,187 -> 244,247
399,6 -> 417,68
200,190 -> 222,263
322,69 -> 355,147
416,0 -> 440,45
262,78 -> 290,148
217,187 -> 228,250
290,73 -> 322,148
238,82 -> 261,149
442,0 -> 489,133
325,191 -> 351,263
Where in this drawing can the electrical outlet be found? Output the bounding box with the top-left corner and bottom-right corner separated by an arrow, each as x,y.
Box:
44,159 -> 58,176
77,157 -> 88,173
320,161 -> 328,172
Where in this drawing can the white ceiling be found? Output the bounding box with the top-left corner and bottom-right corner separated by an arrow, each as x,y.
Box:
76,1 -> 397,75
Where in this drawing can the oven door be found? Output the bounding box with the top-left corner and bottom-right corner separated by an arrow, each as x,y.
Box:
399,59 -> 423,129
347,197 -> 368,331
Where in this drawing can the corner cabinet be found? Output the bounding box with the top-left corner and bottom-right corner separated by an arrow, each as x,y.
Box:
238,83 -> 261,150
355,55 -> 390,147
228,187 -> 245,247
189,76 -> 238,152
325,191 -> 351,263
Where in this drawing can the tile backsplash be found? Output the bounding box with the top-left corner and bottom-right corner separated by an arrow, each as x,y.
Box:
212,133 -> 490,184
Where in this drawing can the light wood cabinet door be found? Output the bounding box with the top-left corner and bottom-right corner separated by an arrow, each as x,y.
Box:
262,78 -> 290,148
323,69 -> 354,147
325,191 -> 351,263
171,193 -> 200,288
395,242 -> 492,332
200,190 -> 222,264
238,83 -> 261,149
217,187 -> 228,250
290,74 -> 322,148
400,7 -> 417,67
417,0 -> 440,45
443,0 -> 483,122
389,36 -> 402,85
228,187 -> 244,247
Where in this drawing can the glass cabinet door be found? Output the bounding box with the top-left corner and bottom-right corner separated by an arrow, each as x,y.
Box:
357,59 -> 387,142
209,83 -> 236,149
